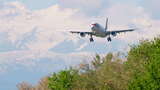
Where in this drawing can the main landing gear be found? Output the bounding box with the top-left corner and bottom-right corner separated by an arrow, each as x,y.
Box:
90,38 -> 94,42
89,35 -> 112,42
107,37 -> 112,42
89,35 -> 94,42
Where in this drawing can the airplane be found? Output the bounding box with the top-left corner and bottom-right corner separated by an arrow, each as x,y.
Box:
70,18 -> 135,42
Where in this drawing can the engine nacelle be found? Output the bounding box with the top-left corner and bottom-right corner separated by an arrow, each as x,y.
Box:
111,32 -> 117,36
80,32 -> 86,37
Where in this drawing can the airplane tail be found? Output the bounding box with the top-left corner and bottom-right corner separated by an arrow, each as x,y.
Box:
105,18 -> 108,31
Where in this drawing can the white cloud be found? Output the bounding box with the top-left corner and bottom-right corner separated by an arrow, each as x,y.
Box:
0,2 -> 93,73
0,2 -> 90,50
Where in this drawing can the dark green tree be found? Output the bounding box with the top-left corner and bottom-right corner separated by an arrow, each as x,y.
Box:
127,37 -> 160,90
48,70 -> 78,90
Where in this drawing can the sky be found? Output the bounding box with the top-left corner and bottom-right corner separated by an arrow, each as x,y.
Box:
0,0 -> 160,90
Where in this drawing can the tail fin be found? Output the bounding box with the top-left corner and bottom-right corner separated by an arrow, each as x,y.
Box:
105,18 -> 108,31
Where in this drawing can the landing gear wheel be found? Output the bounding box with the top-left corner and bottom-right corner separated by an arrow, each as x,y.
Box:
90,38 -> 94,42
107,37 -> 112,42
90,34 -> 94,42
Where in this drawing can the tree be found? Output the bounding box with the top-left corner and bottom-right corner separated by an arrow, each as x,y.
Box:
127,37 -> 160,90
48,70 -> 78,90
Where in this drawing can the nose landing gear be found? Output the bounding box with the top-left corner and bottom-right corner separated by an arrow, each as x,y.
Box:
89,35 -> 94,42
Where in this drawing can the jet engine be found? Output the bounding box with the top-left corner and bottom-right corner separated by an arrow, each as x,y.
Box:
111,32 -> 117,36
80,32 -> 86,37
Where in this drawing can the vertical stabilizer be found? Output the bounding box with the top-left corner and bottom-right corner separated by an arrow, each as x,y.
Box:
105,18 -> 108,31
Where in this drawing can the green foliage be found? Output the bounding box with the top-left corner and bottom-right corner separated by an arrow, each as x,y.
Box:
47,53 -> 125,90
92,54 -> 102,69
48,70 -> 78,90
127,37 -> 160,90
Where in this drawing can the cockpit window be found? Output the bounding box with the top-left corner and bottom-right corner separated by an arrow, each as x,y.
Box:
95,23 -> 99,27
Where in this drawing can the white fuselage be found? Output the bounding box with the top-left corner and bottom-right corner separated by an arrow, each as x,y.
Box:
91,23 -> 107,37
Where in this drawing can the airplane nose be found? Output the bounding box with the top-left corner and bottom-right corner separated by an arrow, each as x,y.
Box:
91,26 -> 95,31
91,24 -> 96,31
91,24 -> 96,28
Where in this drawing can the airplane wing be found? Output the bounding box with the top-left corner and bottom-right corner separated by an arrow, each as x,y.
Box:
70,31 -> 93,35
110,29 -> 135,34
70,31 -> 95,42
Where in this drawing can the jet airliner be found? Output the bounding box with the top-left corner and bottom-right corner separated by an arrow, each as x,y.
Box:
70,18 -> 135,42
